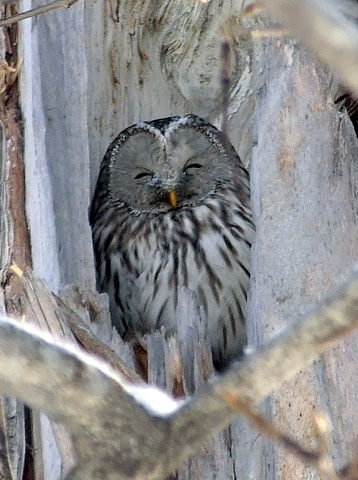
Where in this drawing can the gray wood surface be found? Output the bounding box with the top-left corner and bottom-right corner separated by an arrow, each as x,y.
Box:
2,0 -> 356,479
250,38 -> 358,479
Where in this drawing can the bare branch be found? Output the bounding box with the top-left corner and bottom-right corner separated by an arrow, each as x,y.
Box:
1,265 -> 358,478
220,393 -> 342,480
0,0 -> 80,27
221,392 -> 318,461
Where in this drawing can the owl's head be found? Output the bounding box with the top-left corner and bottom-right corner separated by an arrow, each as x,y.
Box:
103,115 -> 246,213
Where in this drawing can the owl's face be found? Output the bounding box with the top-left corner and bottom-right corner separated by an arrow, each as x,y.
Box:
107,115 -> 238,213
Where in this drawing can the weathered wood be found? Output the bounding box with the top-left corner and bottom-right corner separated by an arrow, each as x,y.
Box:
18,1 -> 255,478
0,4 -> 28,478
85,0 -> 255,180
2,268 -> 142,478
146,288 -> 236,480
20,0 -> 93,293
9,0 -> 358,479
0,396 -> 25,480
261,0 -> 358,94
59,285 -> 138,379
249,37 -> 358,480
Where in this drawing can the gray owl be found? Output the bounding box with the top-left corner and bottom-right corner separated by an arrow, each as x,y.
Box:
89,115 -> 254,370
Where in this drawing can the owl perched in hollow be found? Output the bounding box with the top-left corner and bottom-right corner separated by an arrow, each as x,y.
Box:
89,115 -> 254,370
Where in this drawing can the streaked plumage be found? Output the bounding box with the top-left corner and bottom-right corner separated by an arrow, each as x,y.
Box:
89,115 -> 254,370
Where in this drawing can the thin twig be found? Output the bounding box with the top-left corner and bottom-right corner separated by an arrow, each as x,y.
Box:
249,28 -> 289,38
0,0 -> 79,27
221,16 -> 288,43
313,412 -> 340,480
221,391 -> 341,480
221,391 -> 319,462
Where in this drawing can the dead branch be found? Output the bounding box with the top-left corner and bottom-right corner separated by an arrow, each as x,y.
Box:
0,0 -> 80,27
0,265 -> 358,478
221,393 -> 341,480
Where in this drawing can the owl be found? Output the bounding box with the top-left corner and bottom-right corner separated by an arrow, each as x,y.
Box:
89,115 -> 254,370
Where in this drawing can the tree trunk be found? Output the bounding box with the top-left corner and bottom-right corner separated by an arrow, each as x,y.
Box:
249,38 -> 358,479
0,1 -> 356,479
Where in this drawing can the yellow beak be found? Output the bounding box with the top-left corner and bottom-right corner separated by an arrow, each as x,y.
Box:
168,190 -> 178,208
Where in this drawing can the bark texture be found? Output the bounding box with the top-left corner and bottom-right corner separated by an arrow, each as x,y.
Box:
249,34 -> 358,480
0,0 -> 355,479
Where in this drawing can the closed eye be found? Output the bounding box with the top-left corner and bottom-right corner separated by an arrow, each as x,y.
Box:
134,171 -> 152,180
183,163 -> 203,173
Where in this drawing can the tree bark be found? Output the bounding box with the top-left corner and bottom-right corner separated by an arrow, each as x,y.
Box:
1,0 -> 356,479
249,37 -> 358,479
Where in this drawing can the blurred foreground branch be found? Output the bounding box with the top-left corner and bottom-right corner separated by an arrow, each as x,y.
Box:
1,265 -> 358,478
253,0 -> 358,95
